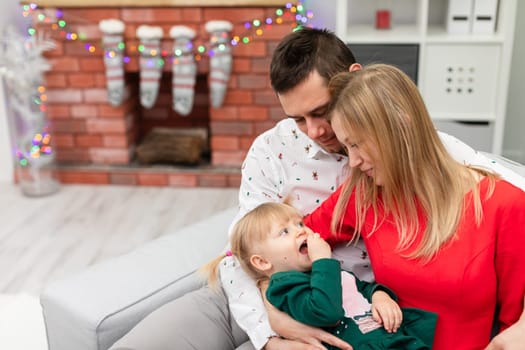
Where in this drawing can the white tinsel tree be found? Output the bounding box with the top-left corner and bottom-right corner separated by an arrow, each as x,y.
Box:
0,25 -> 59,196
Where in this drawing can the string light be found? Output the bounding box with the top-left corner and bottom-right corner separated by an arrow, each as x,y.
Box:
16,127 -> 54,166
15,85 -> 53,165
22,1 -> 313,63
27,83 -> 53,159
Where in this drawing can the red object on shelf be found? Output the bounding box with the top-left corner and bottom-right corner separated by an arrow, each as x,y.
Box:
376,10 -> 391,29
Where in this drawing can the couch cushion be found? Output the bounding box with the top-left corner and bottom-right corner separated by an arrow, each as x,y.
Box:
41,206 -> 236,350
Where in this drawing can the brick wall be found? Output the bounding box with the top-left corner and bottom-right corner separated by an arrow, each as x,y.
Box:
31,5 -> 296,186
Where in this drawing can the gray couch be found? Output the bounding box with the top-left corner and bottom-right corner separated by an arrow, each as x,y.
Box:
40,153 -> 525,350
41,206 -> 237,350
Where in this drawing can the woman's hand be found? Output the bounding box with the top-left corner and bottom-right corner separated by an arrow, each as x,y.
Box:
485,299 -> 525,350
371,290 -> 403,333
485,320 -> 525,350
260,281 -> 352,350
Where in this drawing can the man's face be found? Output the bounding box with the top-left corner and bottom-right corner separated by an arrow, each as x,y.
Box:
277,71 -> 344,154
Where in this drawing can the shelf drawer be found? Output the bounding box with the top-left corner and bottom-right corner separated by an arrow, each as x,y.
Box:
422,44 -> 501,118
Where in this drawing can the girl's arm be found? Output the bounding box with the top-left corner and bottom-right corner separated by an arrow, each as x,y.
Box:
260,279 -> 353,350
266,259 -> 344,327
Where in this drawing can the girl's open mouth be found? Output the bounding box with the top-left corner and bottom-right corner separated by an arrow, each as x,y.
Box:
299,240 -> 308,254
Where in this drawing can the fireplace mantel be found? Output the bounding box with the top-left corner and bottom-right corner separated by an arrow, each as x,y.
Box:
21,0 -> 286,7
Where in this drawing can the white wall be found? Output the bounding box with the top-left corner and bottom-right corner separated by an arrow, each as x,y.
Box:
503,0 -> 525,164
0,0 -> 26,183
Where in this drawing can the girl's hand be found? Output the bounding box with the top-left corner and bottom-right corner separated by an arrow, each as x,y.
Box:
306,233 -> 332,262
371,291 -> 403,333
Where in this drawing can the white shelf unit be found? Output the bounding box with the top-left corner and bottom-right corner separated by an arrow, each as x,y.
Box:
304,0 -> 517,154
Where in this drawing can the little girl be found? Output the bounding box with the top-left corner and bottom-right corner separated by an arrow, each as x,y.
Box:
206,202 -> 437,349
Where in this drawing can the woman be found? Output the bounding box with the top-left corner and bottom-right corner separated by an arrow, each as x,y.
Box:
301,64 -> 525,349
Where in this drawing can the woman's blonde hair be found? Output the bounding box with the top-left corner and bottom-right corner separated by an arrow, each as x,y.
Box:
327,64 -> 496,260
202,202 -> 303,288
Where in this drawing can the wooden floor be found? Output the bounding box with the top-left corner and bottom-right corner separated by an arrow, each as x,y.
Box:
0,182 -> 238,295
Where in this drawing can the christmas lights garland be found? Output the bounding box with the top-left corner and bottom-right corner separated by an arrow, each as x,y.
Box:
22,2 -> 313,63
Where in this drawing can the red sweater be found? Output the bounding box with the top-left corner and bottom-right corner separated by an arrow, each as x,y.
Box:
304,178 -> 525,350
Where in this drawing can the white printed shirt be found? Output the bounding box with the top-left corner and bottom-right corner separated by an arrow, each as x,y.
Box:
220,118 -> 525,350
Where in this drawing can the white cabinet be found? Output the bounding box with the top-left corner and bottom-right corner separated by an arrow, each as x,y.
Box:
304,0 -> 517,154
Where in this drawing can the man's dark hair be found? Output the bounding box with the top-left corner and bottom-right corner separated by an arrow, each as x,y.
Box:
270,27 -> 357,94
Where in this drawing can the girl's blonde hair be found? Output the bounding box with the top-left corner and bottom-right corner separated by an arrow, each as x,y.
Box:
201,202 -> 302,288
327,64 -> 496,260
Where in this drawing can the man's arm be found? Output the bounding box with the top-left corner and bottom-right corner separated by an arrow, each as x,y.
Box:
220,137 -> 283,349
219,255 -> 277,349
438,131 -> 525,191
229,137 -> 284,227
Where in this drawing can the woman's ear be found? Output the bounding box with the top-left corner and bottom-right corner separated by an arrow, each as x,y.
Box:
349,63 -> 362,72
250,254 -> 272,274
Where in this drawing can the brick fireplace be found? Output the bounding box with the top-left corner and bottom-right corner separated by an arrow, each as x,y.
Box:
28,0 -> 297,187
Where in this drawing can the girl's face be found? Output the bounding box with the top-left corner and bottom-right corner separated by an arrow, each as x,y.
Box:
331,111 -> 384,186
256,214 -> 316,274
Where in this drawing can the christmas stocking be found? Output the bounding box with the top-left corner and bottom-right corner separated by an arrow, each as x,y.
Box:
136,25 -> 164,109
99,19 -> 125,106
169,25 -> 197,116
205,20 -> 233,108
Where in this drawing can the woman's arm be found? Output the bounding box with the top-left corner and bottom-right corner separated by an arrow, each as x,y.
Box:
303,185 -> 355,244
488,185 -> 525,348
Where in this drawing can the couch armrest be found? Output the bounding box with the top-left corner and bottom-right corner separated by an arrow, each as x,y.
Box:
41,206 -> 236,350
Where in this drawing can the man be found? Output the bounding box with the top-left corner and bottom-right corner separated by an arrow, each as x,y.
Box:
111,28 -> 525,350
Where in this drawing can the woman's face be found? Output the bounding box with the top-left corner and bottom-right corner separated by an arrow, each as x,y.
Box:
331,111 -> 384,186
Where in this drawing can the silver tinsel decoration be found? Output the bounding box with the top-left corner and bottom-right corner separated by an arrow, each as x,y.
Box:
0,25 -> 59,196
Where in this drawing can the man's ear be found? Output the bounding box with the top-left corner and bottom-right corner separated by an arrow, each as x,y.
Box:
250,254 -> 272,273
349,63 -> 362,72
